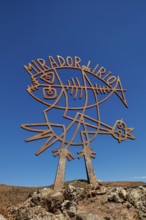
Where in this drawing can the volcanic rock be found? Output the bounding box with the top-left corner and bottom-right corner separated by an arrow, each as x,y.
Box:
1,181 -> 146,220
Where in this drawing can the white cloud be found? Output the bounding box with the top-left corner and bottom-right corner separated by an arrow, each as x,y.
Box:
134,176 -> 146,179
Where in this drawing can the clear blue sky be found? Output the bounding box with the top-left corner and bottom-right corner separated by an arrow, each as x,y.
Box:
0,0 -> 146,187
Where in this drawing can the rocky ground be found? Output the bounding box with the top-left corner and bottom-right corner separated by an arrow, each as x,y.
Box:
0,180 -> 146,220
0,184 -> 43,219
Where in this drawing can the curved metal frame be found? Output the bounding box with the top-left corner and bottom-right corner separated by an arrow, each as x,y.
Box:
22,56 -> 135,190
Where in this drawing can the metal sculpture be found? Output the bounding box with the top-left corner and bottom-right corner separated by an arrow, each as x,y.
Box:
21,55 -> 135,190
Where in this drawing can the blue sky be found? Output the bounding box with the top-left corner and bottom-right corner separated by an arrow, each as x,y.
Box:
0,0 -> 146,187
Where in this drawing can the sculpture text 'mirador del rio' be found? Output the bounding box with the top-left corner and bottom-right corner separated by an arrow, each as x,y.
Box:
22,55 -> 135,190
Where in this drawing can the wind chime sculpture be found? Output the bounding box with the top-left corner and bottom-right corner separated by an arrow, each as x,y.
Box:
22,55 -> 135,190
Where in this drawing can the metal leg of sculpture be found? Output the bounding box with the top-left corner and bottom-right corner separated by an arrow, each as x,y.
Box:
84,152 -> 97,187
53,149 -> 67,191
78,145 -> 98,187
53,147 -> 75,190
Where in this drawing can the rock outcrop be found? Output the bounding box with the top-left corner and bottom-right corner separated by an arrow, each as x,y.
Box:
8,181 -> 146,220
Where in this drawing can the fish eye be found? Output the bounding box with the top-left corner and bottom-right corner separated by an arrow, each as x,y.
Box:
117,122 -> 123,129
40,71 -> 55,84
48,89 -> 53,94
43,87 -> 57,99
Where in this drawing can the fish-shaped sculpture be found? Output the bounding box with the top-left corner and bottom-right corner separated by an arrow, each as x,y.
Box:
22,56 -> 135,190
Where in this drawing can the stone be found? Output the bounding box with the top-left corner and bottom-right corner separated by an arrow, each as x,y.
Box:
76,213 -> 99,220
64,184 -> 86,202
11,205 -> 56,220
127,187 -> 146,212
96,186 -> 108,195
108,187 -> 127,203
61,200 -> 77,217
8,181 -> 146,220
50,191 -> 64,202
0,215 -> 7,220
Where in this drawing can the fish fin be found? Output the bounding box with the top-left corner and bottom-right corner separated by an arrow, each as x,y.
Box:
24,130 -> 52,142
21,123 -> 53,142
21,123 -> 50,132
35,135 -> 58,155
114,77 -> 128,108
